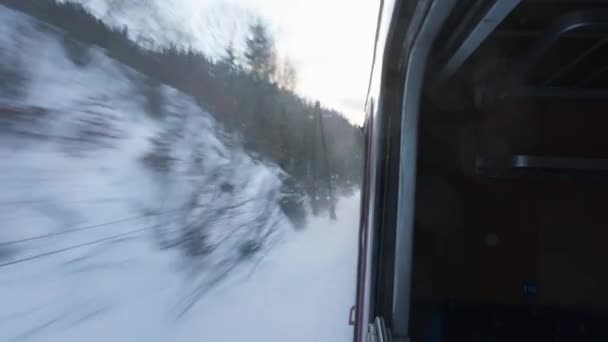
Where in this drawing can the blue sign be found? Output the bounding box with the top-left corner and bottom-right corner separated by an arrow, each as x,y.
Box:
522,282 -> 538,297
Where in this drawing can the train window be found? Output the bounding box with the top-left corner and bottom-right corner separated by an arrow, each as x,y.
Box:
0,0 -> 377,341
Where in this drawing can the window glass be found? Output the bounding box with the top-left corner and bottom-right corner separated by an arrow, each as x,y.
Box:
0,0 -> 377,341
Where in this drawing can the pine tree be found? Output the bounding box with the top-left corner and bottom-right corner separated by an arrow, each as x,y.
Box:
222,40 -> 238,71
244,19 -> 276,82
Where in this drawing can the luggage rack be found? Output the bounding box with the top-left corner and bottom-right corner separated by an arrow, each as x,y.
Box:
476,154 -> 608,181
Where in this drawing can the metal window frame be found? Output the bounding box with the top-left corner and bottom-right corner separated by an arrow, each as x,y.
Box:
391,0 -> 457,340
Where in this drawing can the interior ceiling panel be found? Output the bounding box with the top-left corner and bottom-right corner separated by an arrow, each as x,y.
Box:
495,2 -> 608,98
431,0 -> 608,100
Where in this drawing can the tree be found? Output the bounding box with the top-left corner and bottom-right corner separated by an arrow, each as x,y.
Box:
276,58 -> 297,91
244,19 -> 276,82
9,0 -> 363,218
220,40 -> 239,71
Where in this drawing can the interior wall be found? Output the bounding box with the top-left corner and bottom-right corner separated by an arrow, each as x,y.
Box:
413,98 -> 608,311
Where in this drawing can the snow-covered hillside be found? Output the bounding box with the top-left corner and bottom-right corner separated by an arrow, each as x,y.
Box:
0,6 -> 359,341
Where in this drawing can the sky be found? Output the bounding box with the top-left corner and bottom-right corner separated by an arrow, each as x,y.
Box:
242,0 -> 380,125
75,0 -> 380,125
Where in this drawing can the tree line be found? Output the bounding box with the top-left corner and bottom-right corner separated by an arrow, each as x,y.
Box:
2,0 -> 363,216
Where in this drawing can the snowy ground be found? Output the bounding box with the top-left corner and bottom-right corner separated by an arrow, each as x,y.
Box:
0,6 -> 359,342
0,195 -> 359,342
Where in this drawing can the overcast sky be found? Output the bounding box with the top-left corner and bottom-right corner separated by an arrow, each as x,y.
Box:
76,0 -> 379,124
244,0 -> 379,124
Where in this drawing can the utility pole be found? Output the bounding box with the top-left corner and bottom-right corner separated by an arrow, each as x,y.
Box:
314,101 -> 336,220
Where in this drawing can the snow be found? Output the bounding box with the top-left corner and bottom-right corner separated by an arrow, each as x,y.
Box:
0,6 -> 359,342
174,196 -> 360,342
0,195 -> 359,342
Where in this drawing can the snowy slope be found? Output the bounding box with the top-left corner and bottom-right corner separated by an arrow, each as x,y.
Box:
0,6 -> 359,342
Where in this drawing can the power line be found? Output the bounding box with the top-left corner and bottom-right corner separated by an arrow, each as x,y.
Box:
0,215 -> 146,247
0,226 -> 153,269
0,208 -> 184,248
0,195 -> 253,248
0,196 -> 264,269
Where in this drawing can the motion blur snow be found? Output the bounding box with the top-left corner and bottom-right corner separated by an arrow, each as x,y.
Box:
0,6 -> 359,341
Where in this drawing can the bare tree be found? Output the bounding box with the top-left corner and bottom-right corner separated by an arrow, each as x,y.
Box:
197,3 -> 252,59
275,57 -> 298,91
